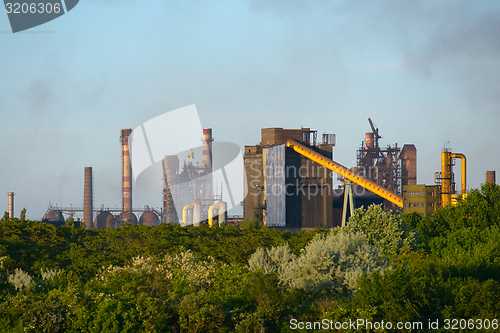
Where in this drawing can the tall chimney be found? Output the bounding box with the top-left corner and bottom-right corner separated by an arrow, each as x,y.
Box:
121,129 -> 133,213
487,171 -> 496,184
84,167 -> 93,229
8,192 -> 14,219
202,128 -> 213,172
202,128 -> 214,201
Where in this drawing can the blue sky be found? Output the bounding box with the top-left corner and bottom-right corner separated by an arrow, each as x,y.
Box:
1,0 -> 499,220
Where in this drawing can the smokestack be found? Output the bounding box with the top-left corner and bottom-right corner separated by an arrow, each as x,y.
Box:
84,167 -> 93,229
121,129 -> 133,213
365,133 -> 374,148
487,171 -> 496,184
202,128 -> 214,202
8,192 -> 14,219
202,128 -> 213,172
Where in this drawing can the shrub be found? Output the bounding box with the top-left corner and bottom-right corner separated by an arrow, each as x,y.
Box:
338,204 -> 419,255
249,232 -> 388,295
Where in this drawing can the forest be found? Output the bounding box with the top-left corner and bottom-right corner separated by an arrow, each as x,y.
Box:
0,183 -> 499,332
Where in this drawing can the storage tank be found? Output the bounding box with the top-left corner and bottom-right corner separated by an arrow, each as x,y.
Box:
118,211 -> 138,226
94,211 -> 114,229
139,210 -> 160,226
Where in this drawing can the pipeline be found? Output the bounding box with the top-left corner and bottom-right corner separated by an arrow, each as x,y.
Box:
182,204 -> 194,226
208,204 -> 219,227
286,139 -> 403,208
451,153 -> 466,195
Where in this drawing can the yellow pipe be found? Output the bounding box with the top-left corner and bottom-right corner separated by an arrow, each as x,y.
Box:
451,153 -> 466,195
182,204 -> 194,226
208,204 -> 219,227
286,139 -> 403,208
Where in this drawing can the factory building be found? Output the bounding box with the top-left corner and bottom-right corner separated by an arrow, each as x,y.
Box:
244,128 -> 337,229
402,184 -> 439,216
244,123 -> 418,229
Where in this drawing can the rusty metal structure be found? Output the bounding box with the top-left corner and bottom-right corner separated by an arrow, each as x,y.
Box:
83,167 -> 93,229
356,118 -> 402,196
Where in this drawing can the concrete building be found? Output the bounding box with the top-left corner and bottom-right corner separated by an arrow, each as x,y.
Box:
402,184 -> 439,216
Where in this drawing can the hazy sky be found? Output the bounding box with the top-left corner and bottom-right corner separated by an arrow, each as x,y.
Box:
1,0 -> 499,220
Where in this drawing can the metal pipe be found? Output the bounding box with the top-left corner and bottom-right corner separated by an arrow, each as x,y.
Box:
182,204 -> 194,226
451,153 -> 466,195
286,139 -> 404,208
208,204 -> 219,227
84,167 -> 93,229
8,192 -> 14,219
121,129 -> 133,213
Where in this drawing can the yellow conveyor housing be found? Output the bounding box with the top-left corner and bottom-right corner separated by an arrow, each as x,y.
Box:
286,139 -> 404,208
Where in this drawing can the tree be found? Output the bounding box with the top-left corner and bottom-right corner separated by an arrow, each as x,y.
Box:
337,204 -> 419,255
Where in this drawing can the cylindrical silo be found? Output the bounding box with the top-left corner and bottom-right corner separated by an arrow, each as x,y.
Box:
84,167 -> 93,229
8,192 -> 14,219
217,201 -> 227,226
121,129 -> 133,213
193,200 -> 201,226
487,171 -> 496,184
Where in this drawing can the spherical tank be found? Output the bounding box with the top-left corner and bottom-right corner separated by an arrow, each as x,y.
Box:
119,211 -> 138,225
140,210 -> 159,226
94,211 -> 114,229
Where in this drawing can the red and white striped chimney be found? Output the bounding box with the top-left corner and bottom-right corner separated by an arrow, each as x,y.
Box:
202,128 -> 213,172
121,129 -> 133,213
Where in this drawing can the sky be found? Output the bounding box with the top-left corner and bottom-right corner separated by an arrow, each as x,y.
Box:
0,0 -> 499,220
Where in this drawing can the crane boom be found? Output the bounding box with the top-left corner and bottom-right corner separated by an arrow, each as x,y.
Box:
286,139 -> 403,208
368,117 -> 381,140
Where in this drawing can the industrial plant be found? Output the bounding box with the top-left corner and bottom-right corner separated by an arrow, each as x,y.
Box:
242,119 -> 495,230
39,127 -> 228,229
4,118 -> 496,230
